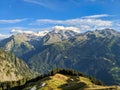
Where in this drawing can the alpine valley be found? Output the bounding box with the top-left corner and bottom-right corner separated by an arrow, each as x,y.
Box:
1,28 -> 120,89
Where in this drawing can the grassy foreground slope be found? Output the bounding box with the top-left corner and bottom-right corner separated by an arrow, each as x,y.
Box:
22,73 -> 118,90
12,68 -> 118,90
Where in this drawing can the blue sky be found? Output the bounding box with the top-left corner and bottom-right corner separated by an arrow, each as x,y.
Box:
0,0 -> 120,38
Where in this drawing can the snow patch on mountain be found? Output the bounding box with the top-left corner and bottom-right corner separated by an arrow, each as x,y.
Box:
37,31 -> 49,36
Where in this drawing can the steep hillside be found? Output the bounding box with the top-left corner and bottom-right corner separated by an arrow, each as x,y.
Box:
0,49 -> 34,82
28,29 -> 120,85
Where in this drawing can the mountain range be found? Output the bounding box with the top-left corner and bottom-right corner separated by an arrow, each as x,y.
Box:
0,28 -> 120,85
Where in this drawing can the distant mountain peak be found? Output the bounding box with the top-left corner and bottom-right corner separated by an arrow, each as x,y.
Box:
84,28 -> 119,39
50,26 -> 80,38
95,28 -> 119,36
96,28 -> 116,33
42,26 -> 80,44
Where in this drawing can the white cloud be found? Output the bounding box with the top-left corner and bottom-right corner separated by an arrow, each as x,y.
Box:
0,33 -> 11,40
116,23 -> 120,26
36,19 -> 63,24
0,26 -> 51,35
88,0 -> 115,2
79,25 -> 91,30
10,29 -> 49,36
32,17 -> 112,31
0,18 -> 27,24
81,14 -> 110,19
52,26 -> 80,33
24,0 -> 60,9
0,14 -> 117,36
11,29 -> 35,34
35,18 -> 112,26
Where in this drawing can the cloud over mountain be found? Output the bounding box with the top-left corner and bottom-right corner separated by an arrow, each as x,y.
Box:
32,15 -> 112,31
52,26 -> 80,33
0,14 -> 120,39
11,29 -> 34,34
10,29 -> 49,36
0,33 -> 10,40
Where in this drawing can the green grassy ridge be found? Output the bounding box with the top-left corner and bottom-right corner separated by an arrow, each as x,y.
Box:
18,73 -> 117,90
21,74 -> 118,90
10,68 -> 104,90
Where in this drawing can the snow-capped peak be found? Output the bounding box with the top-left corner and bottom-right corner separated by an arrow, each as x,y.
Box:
36,31 -> 49,36
11,29 -> 35,34
10,29 -> 49,37
52,26 -> 80,33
